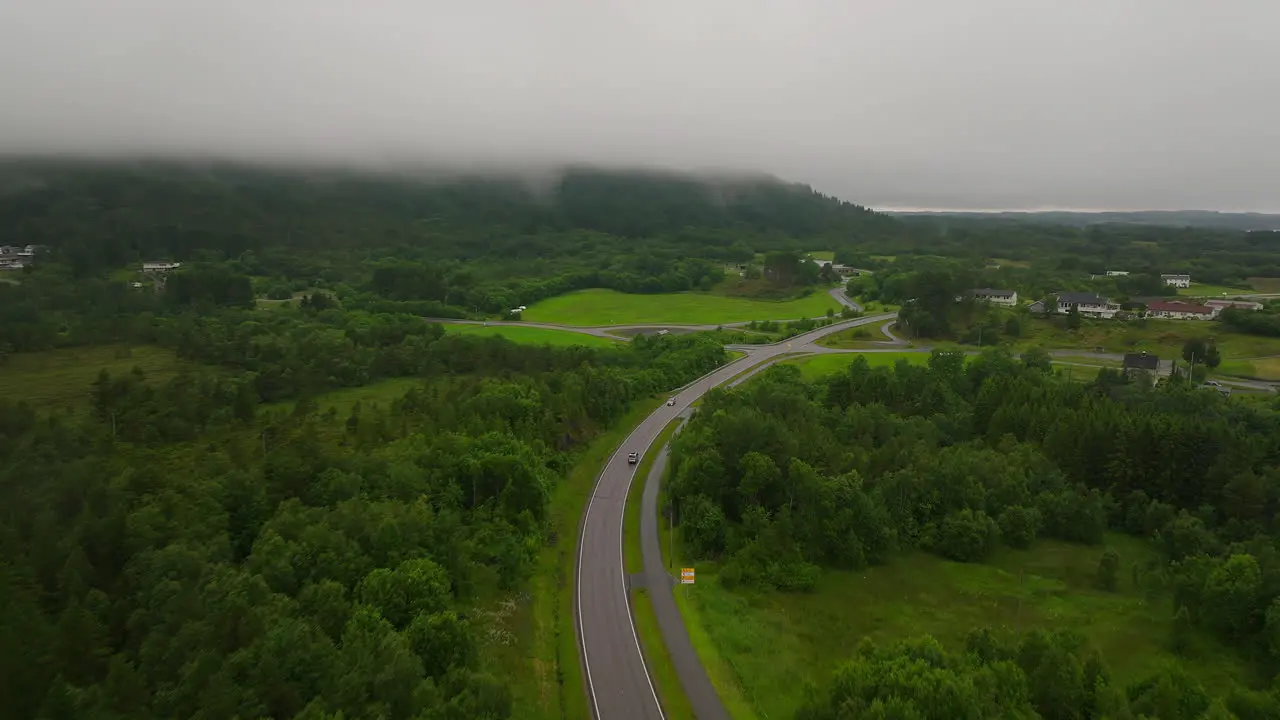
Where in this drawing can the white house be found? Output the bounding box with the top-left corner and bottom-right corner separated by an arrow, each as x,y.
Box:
1056,292 -> 1119,319
970,288 -> 1018,307
1145,300 -> 1214,320
1161,274 -> 1191,289
142,261 -> 182,272
1105,270 -> 1130,277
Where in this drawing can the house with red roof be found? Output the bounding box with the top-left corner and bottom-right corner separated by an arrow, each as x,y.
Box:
1144,299 -> 1216,320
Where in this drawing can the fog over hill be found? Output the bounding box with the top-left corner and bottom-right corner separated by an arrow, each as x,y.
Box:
2,1 -> 1279,211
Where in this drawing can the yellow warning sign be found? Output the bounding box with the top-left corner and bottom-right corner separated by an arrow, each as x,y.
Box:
680,568 -> 695,585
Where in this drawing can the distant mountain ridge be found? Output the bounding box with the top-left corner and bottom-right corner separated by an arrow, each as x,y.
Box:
887,209 -> 1280,231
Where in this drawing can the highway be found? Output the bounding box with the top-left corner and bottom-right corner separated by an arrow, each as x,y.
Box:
439,292 -> 1277,718
574,312 -> 896,720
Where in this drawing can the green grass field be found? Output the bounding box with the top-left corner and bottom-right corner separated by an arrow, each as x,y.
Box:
1248,277 -> 1280,294
784,352 -> 927,380
440,323 -> 621,348
1217,357 -> 1280,380
0,345 -> 202,411
819,323 -> 900,348
263,377 -> 427,417
989,257 -> 1032,268
1018,317 -> 1280,360
805,250 -> 835,262
1179,283 -> 1255,299
522,289 -> 840,326
684,534 -> 1253,720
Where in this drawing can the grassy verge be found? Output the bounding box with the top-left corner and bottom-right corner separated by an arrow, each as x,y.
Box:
630,588 -> 697,719
620,415 -> 695,715
683,533 -> 1253,720
783,352 -> 927,380
523,288 -> 840,326
440,323 -> 622,349
660,491 -> 761,720
1018,316 -> 1280,359
509,396 -> 664,720
819,321 -> 904,348
0,345 -> 204,412
624,417 -> 683,574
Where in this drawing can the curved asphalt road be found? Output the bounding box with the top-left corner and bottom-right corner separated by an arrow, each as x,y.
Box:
575,312 -> 896,720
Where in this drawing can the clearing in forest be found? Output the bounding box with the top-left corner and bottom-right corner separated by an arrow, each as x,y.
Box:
522,288 -> 839,326
682,534 -> 1253,720
0,345 -> 199,411
440,323 -> 621,348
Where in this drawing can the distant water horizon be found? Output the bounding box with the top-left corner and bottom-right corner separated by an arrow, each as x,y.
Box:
875,206 -> 1280,215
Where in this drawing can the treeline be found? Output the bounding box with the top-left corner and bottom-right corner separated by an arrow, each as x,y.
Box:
0,326 -> 728,719
670,350 -> 1280,714
798,631 -> 1252,720
0,161 -> 903,278
854,217 -> 1280,287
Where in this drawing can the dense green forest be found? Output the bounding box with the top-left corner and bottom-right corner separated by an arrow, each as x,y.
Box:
0,316 -> 726,718
669,354 -> 1280,717
6,160 -> 1280,719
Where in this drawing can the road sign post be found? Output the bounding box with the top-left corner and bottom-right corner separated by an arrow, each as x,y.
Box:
681,568 -> 695,584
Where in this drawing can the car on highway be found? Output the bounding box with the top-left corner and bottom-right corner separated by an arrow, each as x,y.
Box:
627,451 -> 639,464
667,398 -> 675,406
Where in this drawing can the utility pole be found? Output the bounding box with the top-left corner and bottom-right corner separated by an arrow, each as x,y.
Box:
669,497 -> 676,571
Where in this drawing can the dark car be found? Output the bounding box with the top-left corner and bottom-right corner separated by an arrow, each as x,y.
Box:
627,452 -> 639,464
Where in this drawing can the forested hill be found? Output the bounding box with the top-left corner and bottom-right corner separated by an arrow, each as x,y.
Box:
0,160 -> 904,271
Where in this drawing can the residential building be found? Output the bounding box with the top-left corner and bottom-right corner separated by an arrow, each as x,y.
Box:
1144,299 -> 1215,320
829,263 -> 859,277
1123,352 -> 1159,374
969,288 -> 1018,307
1161,274 -> 1192,289
1027,300 -> 1048,315
0,258 -> 25,270
1106,270 -> 1130,277
1206,299 -> 1263,312
1055,292 -> 1119,319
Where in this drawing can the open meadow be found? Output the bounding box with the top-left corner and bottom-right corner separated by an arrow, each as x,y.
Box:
521,288 -> 840,326
0,345 -> 203,412
680,534 -> 1254,720
1017,316 -> 1280,366
439,322 -> 621,348
1178,282 -> 1257,298
784,352 -> 926,380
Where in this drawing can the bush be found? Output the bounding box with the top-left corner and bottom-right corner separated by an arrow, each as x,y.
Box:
1095,549 -> 1120,591
998,505 -> 1042,549
935,509 -> 1000,562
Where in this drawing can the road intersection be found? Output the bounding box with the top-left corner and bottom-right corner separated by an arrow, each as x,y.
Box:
428,290 -> 1278,719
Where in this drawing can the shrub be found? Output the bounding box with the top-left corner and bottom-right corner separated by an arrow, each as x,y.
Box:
935,509 -> 1000,562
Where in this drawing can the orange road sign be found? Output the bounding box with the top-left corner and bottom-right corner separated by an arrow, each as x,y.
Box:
681,568 -> 695,585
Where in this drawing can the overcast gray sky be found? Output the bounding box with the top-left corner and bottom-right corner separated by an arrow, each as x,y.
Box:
2,1 -> 1278,211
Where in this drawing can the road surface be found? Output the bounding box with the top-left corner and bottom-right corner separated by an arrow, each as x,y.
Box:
575,313 -> 896,720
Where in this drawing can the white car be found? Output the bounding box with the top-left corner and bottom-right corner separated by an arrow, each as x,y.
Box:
627,452 -> 639,464
667,398 -> 676,406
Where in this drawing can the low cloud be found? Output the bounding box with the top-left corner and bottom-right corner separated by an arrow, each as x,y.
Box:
2,1 -> 1278,211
